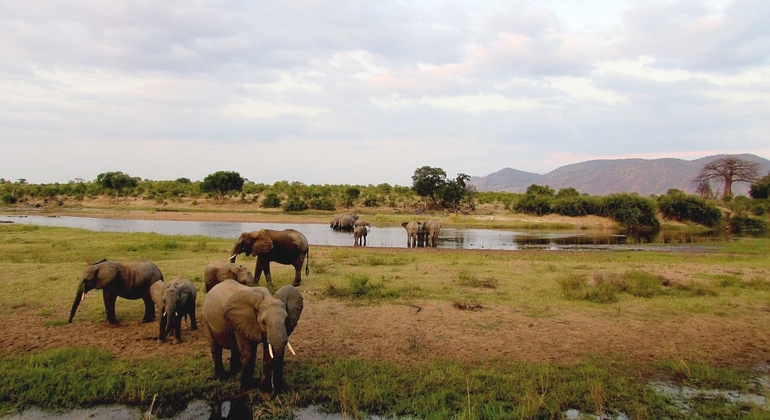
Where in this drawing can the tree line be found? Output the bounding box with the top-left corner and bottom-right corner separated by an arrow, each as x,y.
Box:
2,157 -> 769,232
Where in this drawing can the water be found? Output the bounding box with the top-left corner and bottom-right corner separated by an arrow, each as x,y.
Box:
0,215 -> 726,251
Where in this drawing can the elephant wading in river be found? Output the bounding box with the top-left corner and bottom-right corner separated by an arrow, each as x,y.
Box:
354,225 -> 368,246
202,280 -> 303,395
150,277 -> 198,344
69,259 -> 163,324
204,260 -> 256,292
423,220 -> 441,247
229,229 -> 309,287
331,213 -> 358,231
401,221 -> 423,248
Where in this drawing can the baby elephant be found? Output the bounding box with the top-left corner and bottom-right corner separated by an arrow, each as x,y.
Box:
151,277 -> 197,344
353,225 -> 368,246
204,260 -> 257,292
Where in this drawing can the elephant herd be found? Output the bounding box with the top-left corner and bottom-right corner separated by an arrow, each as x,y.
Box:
331,213 -> 441,248
67,228 -> 309,396
66,218 -> 439,396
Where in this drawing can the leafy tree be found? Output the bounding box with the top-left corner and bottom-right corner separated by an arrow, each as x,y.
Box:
692,157 -> 761,200
599,194 -> 660,229
525,184 -> 555,196
175,177 -> 191,184
749,172 -> 770,199
201,171 -> 244,202
657,189 -> 722,227
96,171 -> 138,201
412,166 -> 447,207
261,193 -> 281,208
440,173 -> 471,210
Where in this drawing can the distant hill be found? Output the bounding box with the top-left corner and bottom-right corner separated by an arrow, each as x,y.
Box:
470,154 -> 770,196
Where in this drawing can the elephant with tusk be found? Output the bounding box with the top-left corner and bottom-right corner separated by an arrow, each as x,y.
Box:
150,277 -> 197,344
202,280 -> 303,395
69,259 -> 163,324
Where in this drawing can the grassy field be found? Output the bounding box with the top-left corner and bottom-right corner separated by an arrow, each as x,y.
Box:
0,223 -> 769,419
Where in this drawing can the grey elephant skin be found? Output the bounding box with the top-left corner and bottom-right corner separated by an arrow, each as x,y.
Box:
69,259 -> 163,324
150,277 -> 198,344
330,213 -> 358,231
423,220 -> 441,247
353,225 -> 368,246
204,260 -> 256,292
202,280 -> 303,395
401,221 -> 423,248
229,229 -> 309,287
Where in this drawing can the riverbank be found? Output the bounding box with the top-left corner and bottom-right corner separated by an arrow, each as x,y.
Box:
5,196 -> 620,230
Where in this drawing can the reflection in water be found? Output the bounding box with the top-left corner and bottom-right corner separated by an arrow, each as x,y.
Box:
0,214 -> 735,251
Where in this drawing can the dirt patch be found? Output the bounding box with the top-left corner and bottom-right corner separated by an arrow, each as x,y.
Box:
3,294 -> 769,368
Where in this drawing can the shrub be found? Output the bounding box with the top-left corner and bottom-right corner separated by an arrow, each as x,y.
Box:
657,190 -> 723,227
363,196 -> 378,207
729,214 -> 768,233
598,194 -> 660,228
552,195 -> 599,217
623,270 -> 663,298
309,197 -> 336,211
283,198 -> 308,212
1,194 -> 17,204
514,194 -> 553,216
260,193 -> 281,208
752,203 -> 766,217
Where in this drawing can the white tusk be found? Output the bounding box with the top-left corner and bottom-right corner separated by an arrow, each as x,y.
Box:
81,293 -> 85,301
162,311 -> 166,317
287,341 -> 296,356
229,254 -> 238,260
268,344 -> 274,359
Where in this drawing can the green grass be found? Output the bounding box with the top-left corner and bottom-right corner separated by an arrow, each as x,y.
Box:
1,225 -> 770,418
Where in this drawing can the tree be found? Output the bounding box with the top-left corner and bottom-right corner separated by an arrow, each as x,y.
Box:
201,171 -> 244,202
412,166 -> 447,207
441,173 -> 471,210
749,172 -> 770,199
96,171 -> 138,201
692,157 -> 760,200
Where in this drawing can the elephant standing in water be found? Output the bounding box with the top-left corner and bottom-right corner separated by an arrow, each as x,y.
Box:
229,229 -> 309,287
150,277 -> 197,344
331,213 -> 358,231
423,220 -> 441,247
202,280 -> 303,395
204,260 -> 256,292
69,259 -> 163,324
354,225 -> 368,246
401,221 -> 423,248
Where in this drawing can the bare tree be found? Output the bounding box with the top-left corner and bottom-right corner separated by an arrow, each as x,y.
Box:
692,157 -> 760,200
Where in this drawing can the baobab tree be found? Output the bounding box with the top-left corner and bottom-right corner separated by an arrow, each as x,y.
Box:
692,157 -> 760,200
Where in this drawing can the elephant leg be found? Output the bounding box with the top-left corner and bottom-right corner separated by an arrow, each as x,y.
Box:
211,343 -> 225,379
254,260 -> 264,285
262,261 -> 274,286
158,313 -> 167,341
189,308 -> 198,331
103,290 -> 118,324
230,348 -> 242,375
173,318 -> 182,344
142,295 -> 156,323
237,340 -> 257,391
259,340 -> 273,392
292,264 -> 302,287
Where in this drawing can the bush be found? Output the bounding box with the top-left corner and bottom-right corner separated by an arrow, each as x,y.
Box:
752,203 -> 766,217
260,193 -> 281,208
598,194 -> 660,228
552,195 -> 599,217
514,194 -> 553,216
283,198 -> 308,212
657,190 -> 723,227
363,196 -> 378,207
309,197 -> 336,211
1,194 -> 17,204
729,214 -> 768,233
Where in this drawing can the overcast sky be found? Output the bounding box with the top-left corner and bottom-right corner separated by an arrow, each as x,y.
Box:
2,0 -> 768,186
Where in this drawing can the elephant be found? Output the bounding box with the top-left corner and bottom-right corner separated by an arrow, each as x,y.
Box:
401,221 -> 423,248
423,220 -> 441,247
353,219 -> 370,228
69,259 -> 163,324
330,213 -> 358,231
204,260 -> 257,292
353,225 -> 368,246
150,277 -> 197,344
229,229 -> 309,287
202,280 -> 303,395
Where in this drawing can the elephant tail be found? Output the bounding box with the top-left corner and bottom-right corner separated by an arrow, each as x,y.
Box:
305,250 -> 310,276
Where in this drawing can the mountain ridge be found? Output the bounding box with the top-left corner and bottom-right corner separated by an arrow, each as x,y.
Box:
469,154 -> 770,196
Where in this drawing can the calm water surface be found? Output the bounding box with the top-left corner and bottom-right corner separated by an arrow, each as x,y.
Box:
0,214 -> 727,251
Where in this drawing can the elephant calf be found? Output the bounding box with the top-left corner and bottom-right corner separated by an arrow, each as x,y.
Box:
204,260 -> 256,292
354,225 -> 368,246
150,277 -> 198,344
69,259 -> 163,324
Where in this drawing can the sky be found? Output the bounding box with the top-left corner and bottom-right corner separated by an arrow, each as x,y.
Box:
1,0 -> 769,186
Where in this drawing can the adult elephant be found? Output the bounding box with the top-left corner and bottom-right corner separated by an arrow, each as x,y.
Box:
68,259 -> 163,324
353,225 -> 368,246
204,260 -> 256,292
331,213 -> 358,231
150,277 -> 197,344
401,221 -> 423,248
229,229 -> 309,287
202,280 -> 303,395
423,220 -> 441,247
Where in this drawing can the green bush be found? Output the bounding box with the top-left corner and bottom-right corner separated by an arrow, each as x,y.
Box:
729,214 -> 768,233
657,189 -> 723,227
283,198 -> 308,212
260,193 -> 281,208
309,197 -> 336,211
363,196 -> 378,207
1,194 -> 17,204
514,194 -> 553,216
598,194 -> 660,228
624,270 -> 663,298
552,195 -> 599,217
752,203 -> 766,217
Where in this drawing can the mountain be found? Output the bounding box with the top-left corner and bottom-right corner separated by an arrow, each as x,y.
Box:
470,154 -> 770,196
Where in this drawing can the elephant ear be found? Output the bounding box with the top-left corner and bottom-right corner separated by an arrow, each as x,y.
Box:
275,285 -> 303,336
224,288 -> 268,342
150,281 -> 165,309
94,261 -> 119,289
250,231 -> 274,255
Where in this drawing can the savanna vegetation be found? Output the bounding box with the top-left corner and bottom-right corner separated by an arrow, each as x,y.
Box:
0,225 -> 769,419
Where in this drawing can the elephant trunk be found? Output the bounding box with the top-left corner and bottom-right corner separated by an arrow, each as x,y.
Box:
229,243 -> 240,263
68,282 -> 86,323
266,329 -> 288,395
